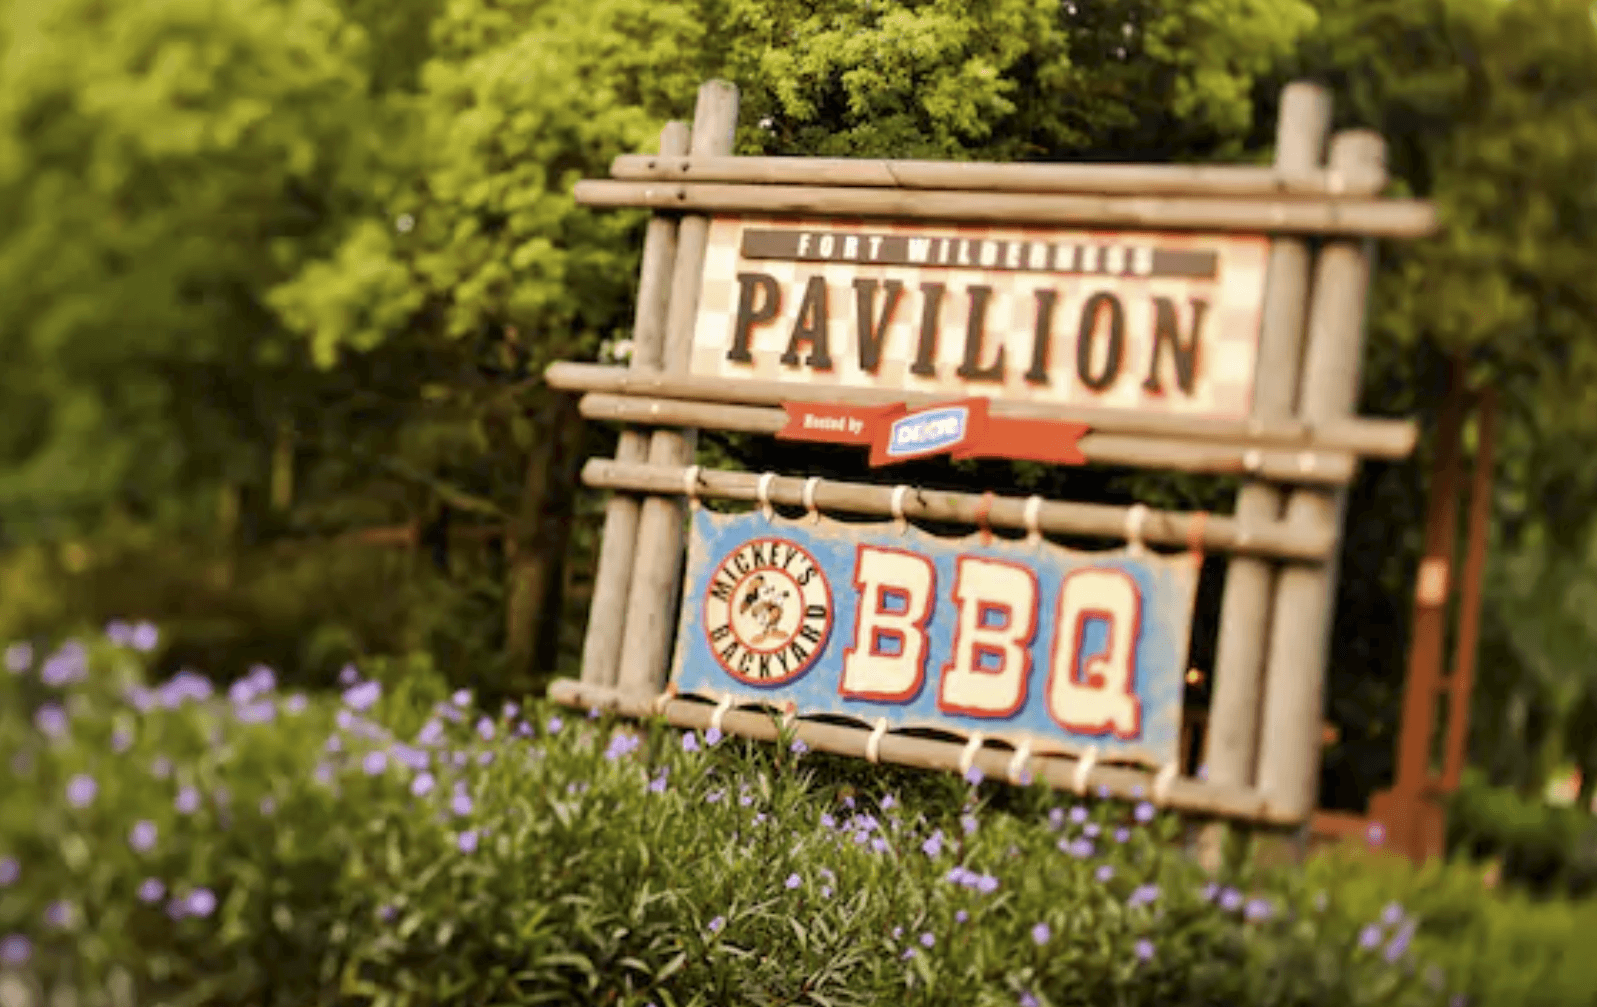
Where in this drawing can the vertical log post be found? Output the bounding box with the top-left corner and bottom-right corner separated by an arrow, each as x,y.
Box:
1196,82 -> 1331,868
1254,131 -> 1386,833
579,120 -> 691,688
616,81 -> 741,697
1443,386 -> 1496,791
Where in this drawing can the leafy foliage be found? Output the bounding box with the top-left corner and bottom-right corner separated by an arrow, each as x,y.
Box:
4,631 -> 1596,1006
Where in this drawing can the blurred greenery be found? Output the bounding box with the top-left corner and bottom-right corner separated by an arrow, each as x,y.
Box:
3,634 -> 1595,1005
0,0 -> 1595,853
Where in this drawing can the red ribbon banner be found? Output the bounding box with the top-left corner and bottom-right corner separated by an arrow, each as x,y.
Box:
777,399 -> 1088,467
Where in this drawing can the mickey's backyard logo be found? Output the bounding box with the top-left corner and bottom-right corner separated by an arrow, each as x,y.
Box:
702,538 -> 834,686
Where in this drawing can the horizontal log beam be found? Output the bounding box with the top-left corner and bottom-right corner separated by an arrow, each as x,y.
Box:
579,459 -> 1335,561
611,154 -> 1388,199
547,678 -> 1300,826
544,362 -> 1419,460
578,392 -> 1356,486
572,180 -> 1439,239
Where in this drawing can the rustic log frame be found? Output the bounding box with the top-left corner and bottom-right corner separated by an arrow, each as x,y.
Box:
555,78 -> 1433,832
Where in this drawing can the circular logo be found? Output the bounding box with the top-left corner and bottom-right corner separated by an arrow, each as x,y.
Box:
702,537 -> 833,686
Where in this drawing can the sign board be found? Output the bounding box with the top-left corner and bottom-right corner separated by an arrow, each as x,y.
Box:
669,508 -> 1200,768
690,216 -> 1270,422
776,397 -> 1090,466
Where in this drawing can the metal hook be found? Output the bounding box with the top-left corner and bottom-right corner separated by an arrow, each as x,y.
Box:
865,718 -> 888,764
756,472 -> 777,520
1023,495 -> 1044,547
709,694 -> 733,735
1124,504 -> 1148,556
891,485 -> 911,534
1007,740 -> 1033,786
959,732 -> 985,777
1153,761 -> 1179,807
1072,745 -> 1099,796
802,476 -> 822,524
650,681 -> 677,717
683,465 -> 702,510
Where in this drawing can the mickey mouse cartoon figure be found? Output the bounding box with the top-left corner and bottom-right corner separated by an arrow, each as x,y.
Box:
738,574 -> 792,645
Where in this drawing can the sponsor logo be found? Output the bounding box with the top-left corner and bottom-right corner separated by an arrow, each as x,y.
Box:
887,406 -> 969,459
703,538 -> 833,686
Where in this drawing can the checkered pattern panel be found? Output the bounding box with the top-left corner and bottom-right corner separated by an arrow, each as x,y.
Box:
691,216 -> 1267,421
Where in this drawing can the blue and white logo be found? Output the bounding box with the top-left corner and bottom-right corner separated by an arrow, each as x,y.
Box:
887,406 -> 970,458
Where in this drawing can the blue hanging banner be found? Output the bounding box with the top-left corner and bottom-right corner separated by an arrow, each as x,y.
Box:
669,508 -> 1199,769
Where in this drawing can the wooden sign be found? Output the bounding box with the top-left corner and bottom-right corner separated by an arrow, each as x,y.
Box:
776,398 -> 1089,466
691,217 -> 1269,422
669,508 -> 1200,768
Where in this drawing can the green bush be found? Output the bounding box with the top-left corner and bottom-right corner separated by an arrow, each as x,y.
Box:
1447,770 -> 1597,898
2,628 -> 1593,1006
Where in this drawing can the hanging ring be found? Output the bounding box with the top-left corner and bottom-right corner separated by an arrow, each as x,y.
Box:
651,681 -> 678,717
683,465 -> 702,510
891,485 -> 911,533
709,694 -> 733,735
1073,745 -> 1099,796
756,472 -> 778,520
959,732 -> 985,777
865,718 -> 888,764
975,491 -> 996,546
1153,761 -> 1180,807
1023,495 -> 1044,546
1124,504 -> 1148,556
802,476 -> 822,524
1007,740 -> 1033,786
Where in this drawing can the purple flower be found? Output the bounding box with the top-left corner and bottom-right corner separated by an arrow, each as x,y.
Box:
546,716 -> 563,734
963,765 -> 984,786
975,874 -> 999,894
3,642 -> 32,673
42,642 -> 88,686
682,732 -> 701,753
1094,865 -> 1115,883
0,934 -> 31,966
1069,806 -> 1088,824
452,689 -> 472,708
1047,807 -> 1065,830
1200,881 -> 1219,901
900,948 -> 915,960
259,796 -> 277,815
339,665 -> 360,686
881,794 -> 897,810
45,900 -> 74,929
1357,924 -> 1383,950
186,888 -> 217,918
892,927 -> 903,940
1020,994 -> 1038,1007
450,790 -> 473,817
360,750 -> 388,776
1134,801 -> 1156,823
820,813 -> 835,828
175,787 -> 200,814
955,909 -> 969,923
920,931 -> 935,948
1096,784 -> 1110,799
1113,827 -> 1131,844
0,858 -> 17,886
502,701 -> 519,719
284,694 -> 308,715
790,740 -> 808,755
1135,938 -> 1155,961
708,916 -> 725,934
378,903 -> 398,922
343,680 -> 381,712
110,725 -> 134,752
1031,922 -> 1052,945
785,873 -> 801,889
870,836 -> 888,853
754,812 -> 767,825
151,756 -> 173,779
1128,883 -> 1160,908
604,733 -> 641,761
961,813 -> 979,836
1384,921 -> 1416,962
1083,822 -> 1101,839
410,772 -> 435,798
705,726 -> 723,746
325,734 -> 344,754
477,718 -> 495,741
587,706 -> 601,720
457,830 -> 479,854
313,763 -> 334,787
649,770 -> 669,794
137,878 -> 165,903
1244,897 -> 1274,922
923,831 -> 945,857
1219,888 -> 1243,912
66,774 -> 97,808
1381,902 -> 1405,926
739,793 -> 754,807
34,704 -> 68,739
706,789 -> 724,804
236,701 -> 276,725
129,820 -> 157,853
1366,822 -> 1386,847
130,622 -> 159,653
1061,837 -> 1093,858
